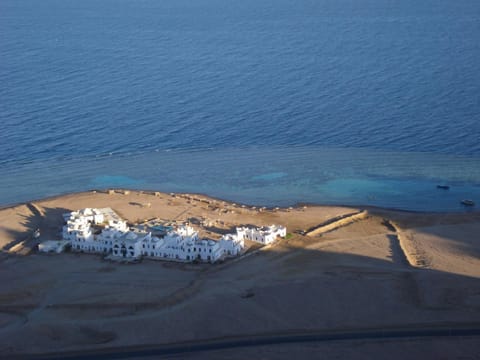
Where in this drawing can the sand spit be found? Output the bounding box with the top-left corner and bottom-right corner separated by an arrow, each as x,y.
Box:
0,190 -> 479,358
305,210 -> 368,236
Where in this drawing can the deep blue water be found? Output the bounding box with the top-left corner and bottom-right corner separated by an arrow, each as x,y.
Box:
1,0 -> 480,211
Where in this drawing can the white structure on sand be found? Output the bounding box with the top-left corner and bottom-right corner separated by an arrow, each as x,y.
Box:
236,225 -> 287,244
219,233 -> 244,256
58,208 -> 286,263
38,240 -> 70,253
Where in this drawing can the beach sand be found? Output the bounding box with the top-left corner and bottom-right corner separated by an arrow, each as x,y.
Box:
0,190 -> 479,358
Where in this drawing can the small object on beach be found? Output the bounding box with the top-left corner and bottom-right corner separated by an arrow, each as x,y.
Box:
461,199 -> 475,206
437,185 -> 450,190
108,189 -> 115,195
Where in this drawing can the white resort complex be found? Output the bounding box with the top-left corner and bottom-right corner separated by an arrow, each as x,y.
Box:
41,207 -> 286,263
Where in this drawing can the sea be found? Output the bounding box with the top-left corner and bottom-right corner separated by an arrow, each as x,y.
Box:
1,0 -> 480,211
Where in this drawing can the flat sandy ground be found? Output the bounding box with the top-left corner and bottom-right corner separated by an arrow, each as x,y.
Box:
0,190 -> 479,359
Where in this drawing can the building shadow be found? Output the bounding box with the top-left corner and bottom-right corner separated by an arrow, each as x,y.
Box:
1,204 -> 70,254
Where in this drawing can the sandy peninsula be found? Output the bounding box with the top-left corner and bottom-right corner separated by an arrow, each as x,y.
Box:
1,189 -> 479,359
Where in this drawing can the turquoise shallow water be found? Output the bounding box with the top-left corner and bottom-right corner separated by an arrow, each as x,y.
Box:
1,0 -> 480,210
1,146 -> 479,212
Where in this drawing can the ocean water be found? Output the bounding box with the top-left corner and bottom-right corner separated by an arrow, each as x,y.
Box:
1,0 -> 480,211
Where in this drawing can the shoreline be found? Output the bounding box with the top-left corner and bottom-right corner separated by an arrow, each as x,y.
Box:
2,187 -> 479,262
0,188 -> 477,215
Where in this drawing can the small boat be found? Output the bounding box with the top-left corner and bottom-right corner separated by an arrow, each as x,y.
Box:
461,199 -> 475,206
436,185 -> 450,190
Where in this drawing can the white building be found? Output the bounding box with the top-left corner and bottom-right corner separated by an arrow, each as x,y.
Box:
64,208 -> 112,254
236,225 -> 286,244
193,239 -> 223,262
156,230 -> 194,261
63,208 -> 104,224
97,219 -> 129,253
147,225 -> 223,263
112,231 -> 151,259
64,216 -> 97,252
59,208 -> 285,263
219,233 -> 244,256
63,216 -> 93,242
140,234 -> 163,258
